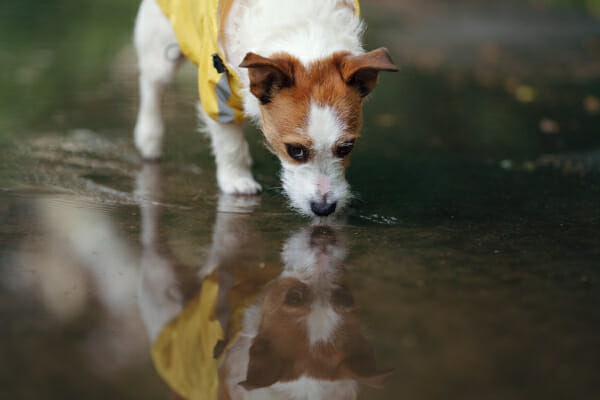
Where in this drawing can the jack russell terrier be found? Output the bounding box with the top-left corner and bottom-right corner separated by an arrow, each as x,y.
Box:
133,0 -> 398,216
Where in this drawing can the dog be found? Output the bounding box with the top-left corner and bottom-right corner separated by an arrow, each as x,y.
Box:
133,0 -> 398,216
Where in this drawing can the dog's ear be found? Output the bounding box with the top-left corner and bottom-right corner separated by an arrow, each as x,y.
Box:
340,48 -> 398,97
239,336 -> 288,390
338,331 -> 395,388
340,354 -> 395,388
240,53 -> 295,104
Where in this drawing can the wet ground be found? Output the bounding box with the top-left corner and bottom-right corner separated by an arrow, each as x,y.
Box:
1,1 -> 600,399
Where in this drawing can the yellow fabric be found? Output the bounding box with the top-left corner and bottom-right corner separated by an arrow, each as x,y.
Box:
151,273 -> 223,400
156,0 -> 361,123
156,0 -> 244,123
151,264 -> 279,399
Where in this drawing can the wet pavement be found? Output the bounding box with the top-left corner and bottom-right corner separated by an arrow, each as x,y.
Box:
1,1 -> 600,399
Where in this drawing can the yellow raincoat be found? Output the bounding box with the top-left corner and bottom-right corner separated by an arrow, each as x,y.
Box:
156,0 -> 360,124
151,265 -> 278,399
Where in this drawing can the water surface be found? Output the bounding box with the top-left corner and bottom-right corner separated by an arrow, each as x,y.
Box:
1,1 -> 600,399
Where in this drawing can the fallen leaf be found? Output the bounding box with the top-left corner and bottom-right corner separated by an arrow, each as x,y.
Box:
515,84 -> 536,103
583,95 -> 600,114
539,118 -> 560,134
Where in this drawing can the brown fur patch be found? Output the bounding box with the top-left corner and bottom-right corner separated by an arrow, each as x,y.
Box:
239,276 -> 393,389
255,52 -> 364,164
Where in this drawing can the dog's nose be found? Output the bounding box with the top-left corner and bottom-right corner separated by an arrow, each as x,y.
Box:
310,200 -> 337,216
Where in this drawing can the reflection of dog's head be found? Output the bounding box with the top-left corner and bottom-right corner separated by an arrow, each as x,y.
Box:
233,226 -> 392,398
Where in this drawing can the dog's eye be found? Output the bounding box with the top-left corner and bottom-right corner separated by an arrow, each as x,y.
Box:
335,141 -> 355,158
332,285 -> 355,310
286,144 -> 309,162
284,284 -> 310,307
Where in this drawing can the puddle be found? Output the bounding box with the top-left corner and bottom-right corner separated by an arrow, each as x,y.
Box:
1,1 -> 600,399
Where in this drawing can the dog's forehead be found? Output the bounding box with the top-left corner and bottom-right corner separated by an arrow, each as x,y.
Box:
306,103 -> 345,149
300,55 -> 363,135
262,53 -> 363,139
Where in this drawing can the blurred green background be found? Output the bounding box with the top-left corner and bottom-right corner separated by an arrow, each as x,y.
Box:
1,0 -> 599,162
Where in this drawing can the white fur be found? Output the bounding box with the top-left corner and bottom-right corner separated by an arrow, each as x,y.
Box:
224,0 -> 364,120
256,376 -> 358,400
281,225 -> 347,279
133,0 -> 181,159
306,305 -> 341,347
282,227 -> 347,346
282,103 -> 351,215
134,0 -> 364,209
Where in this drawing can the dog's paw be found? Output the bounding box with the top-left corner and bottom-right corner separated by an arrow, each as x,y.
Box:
135,134 -> 163,160
219,174 -> 262,195
134,120 -> 164,160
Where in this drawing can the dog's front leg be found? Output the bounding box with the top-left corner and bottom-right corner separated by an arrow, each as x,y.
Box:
198,106 -> 261,195
135,164 -> 184,342
133,0 -> 182,160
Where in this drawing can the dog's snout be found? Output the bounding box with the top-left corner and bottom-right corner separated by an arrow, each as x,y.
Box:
310,200 -> 337,217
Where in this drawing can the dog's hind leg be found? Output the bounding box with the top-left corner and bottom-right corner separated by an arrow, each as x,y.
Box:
133,0 -> 183,160
198,107 -> 262,195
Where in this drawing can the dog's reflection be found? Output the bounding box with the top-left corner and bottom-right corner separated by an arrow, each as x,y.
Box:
136,165 -> 392,400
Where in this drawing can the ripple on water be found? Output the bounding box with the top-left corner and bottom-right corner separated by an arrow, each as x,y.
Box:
358,213 -> 400,225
